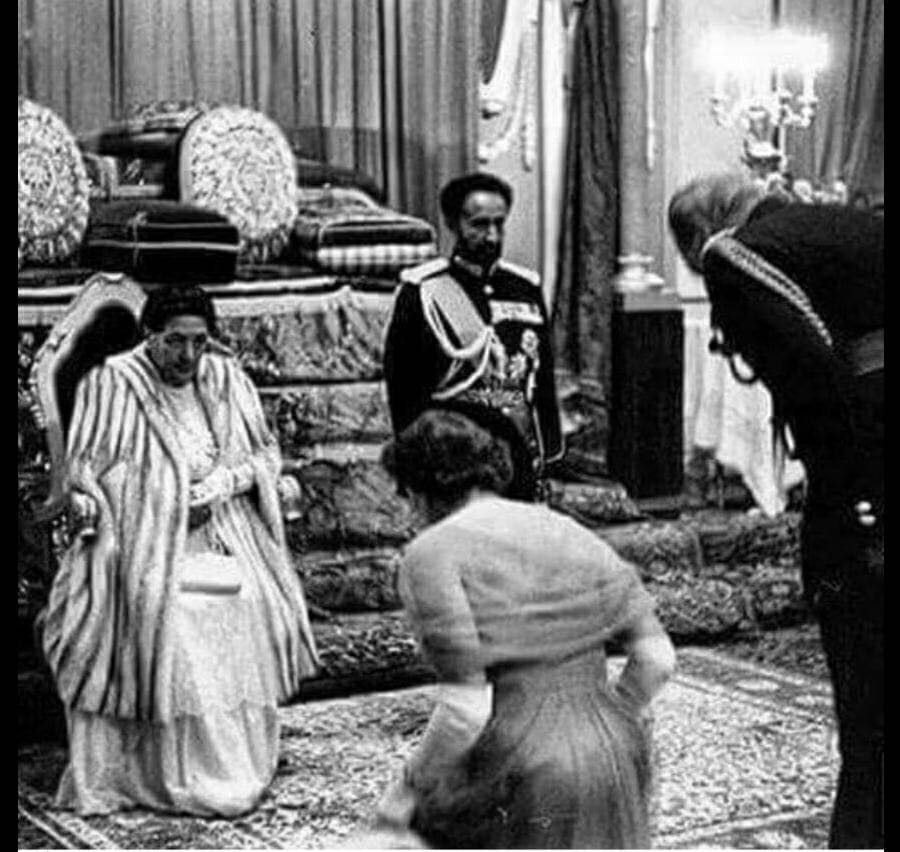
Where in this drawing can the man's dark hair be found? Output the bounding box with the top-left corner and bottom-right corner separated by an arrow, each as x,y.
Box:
381,409 -> 513,502
140,285 -> 218,336
439,172 -> 513,225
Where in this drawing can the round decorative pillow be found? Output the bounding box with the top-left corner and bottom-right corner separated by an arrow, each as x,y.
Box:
179,106 -> 298,264
18,97 -> 90,268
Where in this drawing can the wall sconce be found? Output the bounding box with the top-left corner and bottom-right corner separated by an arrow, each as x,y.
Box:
701,28 -> 828,176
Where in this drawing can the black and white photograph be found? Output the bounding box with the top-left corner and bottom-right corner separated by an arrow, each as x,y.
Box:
18,0 -> 883,849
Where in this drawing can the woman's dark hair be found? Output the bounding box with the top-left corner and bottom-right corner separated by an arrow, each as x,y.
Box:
140,285 -> 218,335
381,409 -> 514,502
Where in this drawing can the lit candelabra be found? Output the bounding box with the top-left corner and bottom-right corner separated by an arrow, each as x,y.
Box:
702,29 -> 828,175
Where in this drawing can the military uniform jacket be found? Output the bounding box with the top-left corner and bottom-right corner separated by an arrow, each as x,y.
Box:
702,203 -> 883,596
383,254 -> 564,465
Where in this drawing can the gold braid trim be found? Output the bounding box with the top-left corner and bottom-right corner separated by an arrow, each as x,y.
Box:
705,235 -> 833,348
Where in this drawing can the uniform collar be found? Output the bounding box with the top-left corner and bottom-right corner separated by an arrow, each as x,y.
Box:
451,252 -> 499,280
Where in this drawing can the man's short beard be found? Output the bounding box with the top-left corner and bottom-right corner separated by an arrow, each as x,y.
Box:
458,242 -> 501,266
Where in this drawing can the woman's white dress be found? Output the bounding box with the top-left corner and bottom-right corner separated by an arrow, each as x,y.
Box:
55,382 -> 291,816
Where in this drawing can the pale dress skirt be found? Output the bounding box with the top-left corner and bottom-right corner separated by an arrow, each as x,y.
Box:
55,548 -> 284,817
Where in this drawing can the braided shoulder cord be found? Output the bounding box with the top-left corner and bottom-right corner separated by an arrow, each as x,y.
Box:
705,235 -> 833,348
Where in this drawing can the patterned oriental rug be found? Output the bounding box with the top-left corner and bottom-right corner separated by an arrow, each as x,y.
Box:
18,648 -> 837,850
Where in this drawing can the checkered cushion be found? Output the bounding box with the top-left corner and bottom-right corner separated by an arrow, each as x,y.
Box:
291,186 -> 438,274
299,242 -> 438,275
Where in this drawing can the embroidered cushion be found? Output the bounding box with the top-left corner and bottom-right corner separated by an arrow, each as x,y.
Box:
87,99 -> 211,151
78,100 -> 214,200
179,106 -> 298,264
125,99 -> 213,133
18,98 -> 90,268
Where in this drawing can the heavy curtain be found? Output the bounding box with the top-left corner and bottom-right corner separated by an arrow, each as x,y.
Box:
781,0 -> 884,202
17,0 -> 479,222
552,0 -> 619,391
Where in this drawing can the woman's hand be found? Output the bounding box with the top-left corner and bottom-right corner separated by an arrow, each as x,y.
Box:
374,772 -> 418,830
614,613 -> 677,720
277,474 -> 302,521
189,467 -> 236,509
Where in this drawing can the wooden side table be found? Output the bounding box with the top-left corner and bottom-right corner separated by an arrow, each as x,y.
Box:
608,289 -> 684,499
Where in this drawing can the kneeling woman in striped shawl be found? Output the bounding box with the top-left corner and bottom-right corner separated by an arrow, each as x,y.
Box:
42,286 -> 319,817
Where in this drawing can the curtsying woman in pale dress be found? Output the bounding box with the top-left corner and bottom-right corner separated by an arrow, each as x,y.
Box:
42,286 -> 319,817
372,410 -> 676,848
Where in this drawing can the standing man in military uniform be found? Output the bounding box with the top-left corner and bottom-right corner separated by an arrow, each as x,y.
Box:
383,172 -> 563,501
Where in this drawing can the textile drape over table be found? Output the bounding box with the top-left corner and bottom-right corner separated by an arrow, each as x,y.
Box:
17,0 -> 479,224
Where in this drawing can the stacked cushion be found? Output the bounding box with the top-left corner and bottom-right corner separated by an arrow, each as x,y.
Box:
82,199 -> 240,283
291,187 -> 438,275
31,97 -> 431,278
294,154 -> 386,204
18,97 -> 90,268
78,100 -> 212,199
81,102 -> 301,266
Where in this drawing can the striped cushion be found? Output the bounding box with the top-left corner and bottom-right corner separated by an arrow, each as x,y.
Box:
292,186 -> 437,273
83,200 -> 240,283
294,206 -> 437,248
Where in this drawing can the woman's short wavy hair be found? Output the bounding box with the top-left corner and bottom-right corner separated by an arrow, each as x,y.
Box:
668,172 -> 767,274
140,285 -> 218,336
381,409 -> 514,502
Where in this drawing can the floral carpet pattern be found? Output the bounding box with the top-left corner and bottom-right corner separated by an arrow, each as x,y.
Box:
18,648 -> 837,850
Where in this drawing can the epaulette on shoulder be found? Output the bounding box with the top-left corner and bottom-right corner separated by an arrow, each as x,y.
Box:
497,258 -> 541,286
399,256 -> 450,285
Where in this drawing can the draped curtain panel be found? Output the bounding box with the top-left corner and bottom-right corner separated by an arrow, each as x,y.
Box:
781,0 -> 884,202
384,0 -> 480,225
17,0 -> 479,222
552,0 -> 619,391
480,0 -> 508,84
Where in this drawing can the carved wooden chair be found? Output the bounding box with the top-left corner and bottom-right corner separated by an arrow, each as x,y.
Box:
29,271 -> 303,530
30,272 -> 147,524
23,273 -> 312,656
19,273 -> 145,661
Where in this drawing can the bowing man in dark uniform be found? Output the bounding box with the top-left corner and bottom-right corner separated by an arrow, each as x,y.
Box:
383,172 -> 563,500
669,173 -> 884,849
